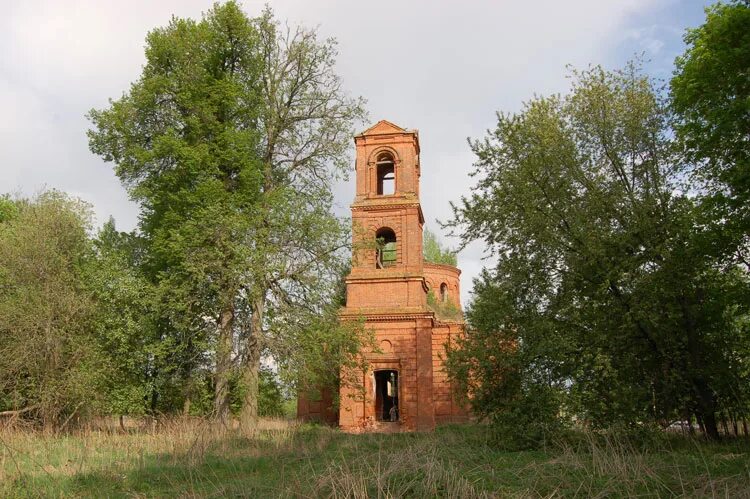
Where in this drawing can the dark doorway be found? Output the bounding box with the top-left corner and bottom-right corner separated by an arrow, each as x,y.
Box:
374,370 -> 399,422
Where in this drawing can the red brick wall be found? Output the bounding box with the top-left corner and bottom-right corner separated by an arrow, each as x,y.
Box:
432,322 -> 470,424
423,263 -> 462,310
297,386 -> 338,426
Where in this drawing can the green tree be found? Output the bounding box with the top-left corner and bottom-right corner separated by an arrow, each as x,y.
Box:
0,192 -> 104,428
235,9 -> 367,425
86,219 -> 159,418
89,3 -> 368,425
423,229 -> 457,266
447,63 -> 750,441
88,1 -> 264,423
671,1 -> 750,263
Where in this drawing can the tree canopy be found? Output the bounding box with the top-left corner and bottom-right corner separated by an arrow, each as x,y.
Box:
446,62 -> 750,443
672,1 -> 750,223
87,2 -> 368,426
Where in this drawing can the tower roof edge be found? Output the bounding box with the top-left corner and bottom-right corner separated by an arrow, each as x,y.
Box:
356,119 -> 418,138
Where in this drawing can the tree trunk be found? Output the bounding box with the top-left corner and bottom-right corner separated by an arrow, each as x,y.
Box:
149,378 -> 159,416
702,410 -> 720,440
214,304 -> 235,425
691,376 -> 721,440
681,294 -> 720,441
240,293 -> 265,428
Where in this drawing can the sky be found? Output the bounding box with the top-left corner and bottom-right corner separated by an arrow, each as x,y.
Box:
0,0 -> 713,306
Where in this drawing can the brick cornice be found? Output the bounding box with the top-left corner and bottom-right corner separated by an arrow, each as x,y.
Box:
346,273 -> 424,283
351,199 -> 420,210
433,319 -> 466,326
423,262 -> 462,276
339,309 -> 435,322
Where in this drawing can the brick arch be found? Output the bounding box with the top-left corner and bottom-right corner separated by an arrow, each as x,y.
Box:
367,146 -> 401,166
380,339 -> 393,353
368,146 -> 402,196
374,224 -> 398,233
439,282 -> 449,302
369,223 -> 401,235
375,225 -> 400,267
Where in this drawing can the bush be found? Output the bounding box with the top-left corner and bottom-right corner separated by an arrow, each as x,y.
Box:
489,383 -> 566,451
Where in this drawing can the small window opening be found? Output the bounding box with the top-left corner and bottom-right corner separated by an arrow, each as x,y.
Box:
376,228 -> 397,269
374,370 -> 399,422
376,153 -> 395,195
440,283 -> 449,303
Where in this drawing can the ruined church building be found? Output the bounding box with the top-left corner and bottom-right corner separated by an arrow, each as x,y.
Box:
298,120 -> 469,431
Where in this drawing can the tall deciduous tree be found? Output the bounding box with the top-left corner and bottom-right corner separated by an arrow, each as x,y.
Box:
235,9 -> 367,426
88,2 -> 264,423
447,63 -> 750,441
89,3 -> 368,425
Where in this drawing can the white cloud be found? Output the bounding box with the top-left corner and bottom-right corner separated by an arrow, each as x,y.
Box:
623,24 -> 679,56
1,0 -> 672,307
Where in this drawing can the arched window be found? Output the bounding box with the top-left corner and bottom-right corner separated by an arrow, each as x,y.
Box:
376,153 -> 395,195
375,228 -> 397,268
440,283 -> 448,303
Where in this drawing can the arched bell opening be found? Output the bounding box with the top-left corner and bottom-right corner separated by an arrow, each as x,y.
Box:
376,152 -> 395,195
375,227 -> 397,268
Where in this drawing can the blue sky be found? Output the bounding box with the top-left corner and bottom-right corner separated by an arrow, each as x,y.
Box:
613,0 -> 710,80
0,0 -> 716,306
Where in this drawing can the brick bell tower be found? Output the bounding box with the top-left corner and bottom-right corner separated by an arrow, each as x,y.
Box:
345,120 -> 426,309
297,119 -> 468,431
339,120 -> 436,431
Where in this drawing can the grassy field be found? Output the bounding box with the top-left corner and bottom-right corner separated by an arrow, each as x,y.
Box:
1,419 -> 750,498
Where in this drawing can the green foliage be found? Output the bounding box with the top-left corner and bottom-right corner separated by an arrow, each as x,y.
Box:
277,265 -> 374,405
447,62 -> 750,442
445,272 -> 564,450
85,218 -> 159,417
423,229 -> 457,266
0,192 -> 104,427
88,1 -> 265,421
0,195 -> 19,223
490,384 -> 566,451
672,1 -> 750,238
257,370 -> 286,417
229,367 -> 286,417
426,290 -> 462,321
87,2 -> 368,423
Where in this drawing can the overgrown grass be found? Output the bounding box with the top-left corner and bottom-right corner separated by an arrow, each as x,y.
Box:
1,419 -> 749,497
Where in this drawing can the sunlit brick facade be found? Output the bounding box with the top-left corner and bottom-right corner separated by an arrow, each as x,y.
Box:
297,120 -> 468,431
